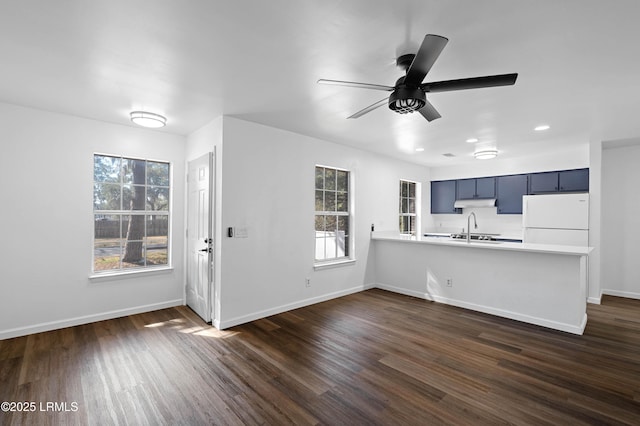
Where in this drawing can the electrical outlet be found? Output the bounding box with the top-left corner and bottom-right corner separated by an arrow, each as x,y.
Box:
446,278 -> 453,287
305,278 -> 311,288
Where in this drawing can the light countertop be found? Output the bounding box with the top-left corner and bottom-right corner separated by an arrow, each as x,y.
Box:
372,231 -> 592,256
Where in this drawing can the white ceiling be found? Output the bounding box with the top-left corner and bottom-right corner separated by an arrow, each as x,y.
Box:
1,0 -> 639,166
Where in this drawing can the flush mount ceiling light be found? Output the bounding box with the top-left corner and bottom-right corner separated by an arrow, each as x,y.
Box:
415,147 -> 425,152
130,111 -> 166,128
466,138 -> 479,143
474,149 -> 498,160
534,124 -> 550,131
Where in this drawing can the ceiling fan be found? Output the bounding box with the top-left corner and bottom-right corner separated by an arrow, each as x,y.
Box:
317,34 -> 518,122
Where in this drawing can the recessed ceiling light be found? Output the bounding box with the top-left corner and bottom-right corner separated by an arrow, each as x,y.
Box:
474,149 -> 498,160
130,111 -> 167,128
534,124 -> 550,131
466,138 -> 479,143
415,147 -> 425,152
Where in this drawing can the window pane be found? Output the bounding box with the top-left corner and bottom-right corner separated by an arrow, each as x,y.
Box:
147,186 -> 169,211
123,159 -> 146,185
315,190 -> 324,211
409,198 -> 415,214
325,191 -> 336,211
338,216 -> 349,235
336,192 -> 348,212
336,170 -> 348,192
126,185 -> 146,211
315,215 -> 325,232
325,168 -> 336,190
94,183 -> 121,210
408,182 -> 416,198
94,214 -> 122,271
146,236 -> 168,266
94,155 -> 121,183
401,198 -> 408,214
147,161 -> 170,186
401,181 -> 408,197
325,215 -> 337,233
315,167 -> 324,190
146,215 -> 168,238
122,242 -> 145,269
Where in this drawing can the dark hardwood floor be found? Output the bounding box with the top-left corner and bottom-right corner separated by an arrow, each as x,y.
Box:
1,289 -> 639,425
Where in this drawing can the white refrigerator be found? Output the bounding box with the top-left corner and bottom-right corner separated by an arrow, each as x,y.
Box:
523,193 -> 589,246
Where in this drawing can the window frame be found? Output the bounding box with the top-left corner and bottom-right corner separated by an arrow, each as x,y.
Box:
91,153 -> 172,276
314,165 -> 354,267
399,179 -> 420,236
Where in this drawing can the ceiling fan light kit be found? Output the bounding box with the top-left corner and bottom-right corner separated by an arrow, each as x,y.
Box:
318,34 -> 518,123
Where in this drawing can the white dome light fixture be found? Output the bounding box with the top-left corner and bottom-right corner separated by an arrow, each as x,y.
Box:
130,111 -> 167,128
473,149 -> 498,160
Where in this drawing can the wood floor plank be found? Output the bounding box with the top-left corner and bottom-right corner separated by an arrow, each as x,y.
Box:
1,291 -> 640,425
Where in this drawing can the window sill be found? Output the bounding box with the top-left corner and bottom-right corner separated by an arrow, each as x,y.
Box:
313,258 -> 356,271
89,266 -> 174,282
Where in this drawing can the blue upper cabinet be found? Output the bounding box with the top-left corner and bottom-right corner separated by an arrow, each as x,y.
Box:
456,177 -> 496,199
476,177 -> 496,198
559,168 -> 589,192
496,174 -> 528,214
529,168 -> 589,194
456,179 -> 476,199
431,180 -> 461,214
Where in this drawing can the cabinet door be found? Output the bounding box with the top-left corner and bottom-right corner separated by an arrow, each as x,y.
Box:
497,174 -> 528,214
431,180 -> 461,214
475,177 -> 496,198
456,179 -> 476,199
559,168 -> 589,192
529,171 -> 559,194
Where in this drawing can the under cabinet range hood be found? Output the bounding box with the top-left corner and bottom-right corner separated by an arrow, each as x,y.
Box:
453,198 -> 496,208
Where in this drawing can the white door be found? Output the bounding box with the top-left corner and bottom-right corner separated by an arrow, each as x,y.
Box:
186,153 -> 214,323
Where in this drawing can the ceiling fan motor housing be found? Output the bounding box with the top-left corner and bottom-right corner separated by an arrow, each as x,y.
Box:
389,84 -> 426,114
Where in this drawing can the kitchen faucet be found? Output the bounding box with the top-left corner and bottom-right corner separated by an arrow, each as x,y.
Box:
467,212 -> 478,243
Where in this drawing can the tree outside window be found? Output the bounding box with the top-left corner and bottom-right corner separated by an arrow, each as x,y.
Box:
93,154 -> 170,273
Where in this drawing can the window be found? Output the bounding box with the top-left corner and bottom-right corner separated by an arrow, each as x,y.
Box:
399,180 -> 417,235
93,154 -> 170,273
315,166 -> 350,262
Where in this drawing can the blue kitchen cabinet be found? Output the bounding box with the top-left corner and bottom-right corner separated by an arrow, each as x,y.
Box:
457,177 -> 496,199
529,171 -> 559,193
431,180 -> 461,214
529,168 -> 589,194
559,168 -> 589,192
496,174 -> 528,214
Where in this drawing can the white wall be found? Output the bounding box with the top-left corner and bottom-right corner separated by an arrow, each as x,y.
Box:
601,141 -> 640,299
216,117 -> 430,327
0,102 -> 186,339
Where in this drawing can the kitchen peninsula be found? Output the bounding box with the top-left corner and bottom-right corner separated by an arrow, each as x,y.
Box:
372,232 -> 591,334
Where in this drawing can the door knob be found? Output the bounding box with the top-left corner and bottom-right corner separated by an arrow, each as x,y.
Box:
199,248 -> 211,253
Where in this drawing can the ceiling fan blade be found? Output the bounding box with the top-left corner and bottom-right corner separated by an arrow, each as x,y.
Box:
404,34 -> 449,86
348,97 -> 389,119
422,73 -> 518,93
418,100 -> 441,122
317,79 -> 394,92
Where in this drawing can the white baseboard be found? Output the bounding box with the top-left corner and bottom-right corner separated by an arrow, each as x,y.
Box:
374,283 -> 434,301
587,296 -> 602,305
375,283 -> 586,335
601,289 -> 640,300
0,299 -> 184,340
218,283 -> 376,329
